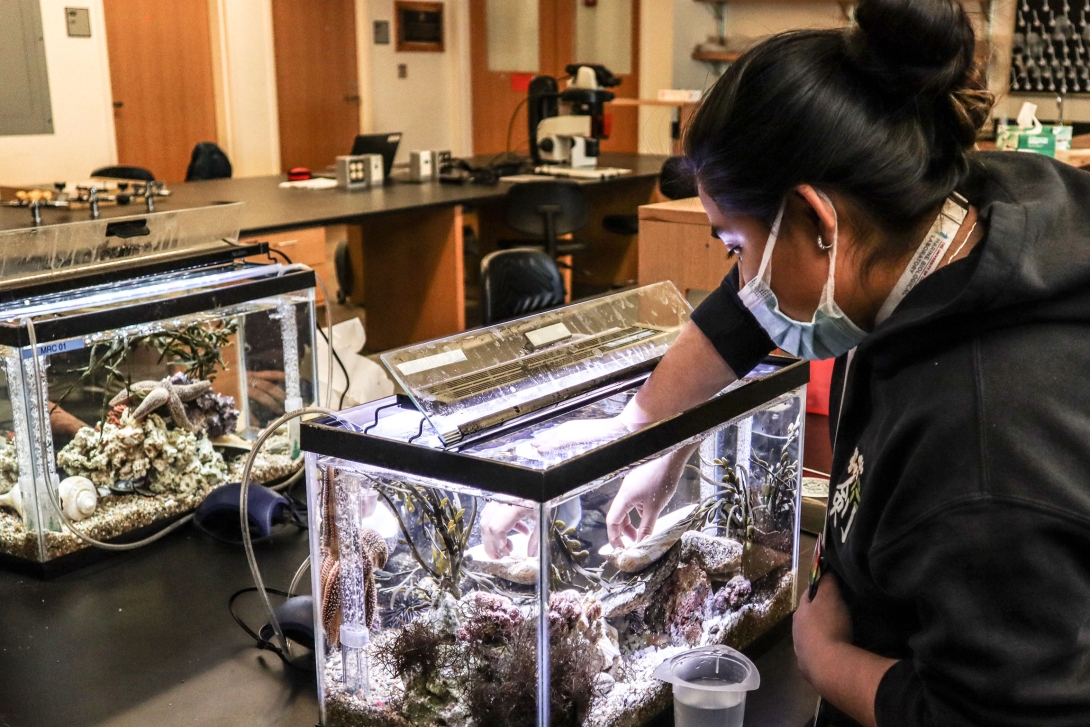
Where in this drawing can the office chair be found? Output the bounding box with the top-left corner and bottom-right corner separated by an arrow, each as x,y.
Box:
480,248 -> 566,325
600,156 -> 695,238
90,165 -> 155,182
502,181 -> 589,258
186,142 -> 232,181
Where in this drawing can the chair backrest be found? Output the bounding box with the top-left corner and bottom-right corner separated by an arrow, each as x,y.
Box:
504,181 -> 589,257
90,165 -> 155,182
186,142 -> 233,182
480,248 -> 566,325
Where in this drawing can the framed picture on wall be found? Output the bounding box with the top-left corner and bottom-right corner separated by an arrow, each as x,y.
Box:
395,1 -> 443,52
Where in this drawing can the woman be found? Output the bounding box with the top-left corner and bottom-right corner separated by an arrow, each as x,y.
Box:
485,0 -> 1090,723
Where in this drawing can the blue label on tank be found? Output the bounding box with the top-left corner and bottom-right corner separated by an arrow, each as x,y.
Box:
21,337 -> 86,359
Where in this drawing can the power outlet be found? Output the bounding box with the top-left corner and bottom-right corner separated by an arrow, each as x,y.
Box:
397,63 -> 407,79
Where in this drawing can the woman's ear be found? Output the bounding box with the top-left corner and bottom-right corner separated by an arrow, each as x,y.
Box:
795,184 -> 837,244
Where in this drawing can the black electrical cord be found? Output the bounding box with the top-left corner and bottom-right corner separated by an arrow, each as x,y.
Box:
228,587 -> 314,671
317,326 -> 351,410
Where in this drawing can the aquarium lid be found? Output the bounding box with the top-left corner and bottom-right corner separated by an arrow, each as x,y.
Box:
380,282 -> 692,446
301,356 -> 810,502
0,203 -> 245,299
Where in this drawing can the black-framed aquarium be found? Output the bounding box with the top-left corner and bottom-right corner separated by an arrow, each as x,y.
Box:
0,204 -> 317,573
301,282 -> 809,727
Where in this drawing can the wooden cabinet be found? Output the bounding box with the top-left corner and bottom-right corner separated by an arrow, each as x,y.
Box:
637,197 -> 735,299
241,226 -> 328,305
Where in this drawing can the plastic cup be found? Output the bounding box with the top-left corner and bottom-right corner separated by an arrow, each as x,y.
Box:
653,645 -> 760,727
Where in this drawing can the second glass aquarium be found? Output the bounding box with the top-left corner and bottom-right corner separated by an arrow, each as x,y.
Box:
0,204 -> 317,572
302,283 -> 808,727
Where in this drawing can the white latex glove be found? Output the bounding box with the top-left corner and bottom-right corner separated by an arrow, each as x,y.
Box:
605,444 -> 696,548
530,417 -> 631,454
480,502 -> 538,559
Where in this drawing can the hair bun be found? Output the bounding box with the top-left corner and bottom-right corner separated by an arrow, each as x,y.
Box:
849,0 -> 976,97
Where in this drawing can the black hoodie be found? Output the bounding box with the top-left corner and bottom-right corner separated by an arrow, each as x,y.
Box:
690,152 -> 1090,727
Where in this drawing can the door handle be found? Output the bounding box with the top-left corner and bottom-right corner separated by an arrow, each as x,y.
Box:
345,94 -> 361,102
113,101 -> 124,109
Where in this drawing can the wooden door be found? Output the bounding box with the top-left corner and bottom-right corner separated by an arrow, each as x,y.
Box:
103,0 -> 218,183
272,0 -> 360,173
469,0 -> 638,156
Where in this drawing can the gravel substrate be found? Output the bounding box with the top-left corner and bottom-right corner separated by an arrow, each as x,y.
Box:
0,483 -> 213,561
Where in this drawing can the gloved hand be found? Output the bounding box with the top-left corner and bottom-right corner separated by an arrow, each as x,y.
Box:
529,417 -> 631,454
480,502 -> 538,559
605,443 -> 697,548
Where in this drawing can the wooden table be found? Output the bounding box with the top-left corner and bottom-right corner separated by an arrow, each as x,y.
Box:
1,153 -> 666,351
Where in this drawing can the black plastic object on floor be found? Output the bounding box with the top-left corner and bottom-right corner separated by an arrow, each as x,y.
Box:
259,594 -> 316,651
194,482 -> 300,544
185,141 -> 233,181
480,248 -> 567,325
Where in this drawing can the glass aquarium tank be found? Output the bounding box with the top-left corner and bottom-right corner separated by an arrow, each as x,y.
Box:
0,204 -> 317,573
302,282 -> 808,727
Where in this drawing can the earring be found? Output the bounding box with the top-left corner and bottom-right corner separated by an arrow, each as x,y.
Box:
817,234 -> 832,251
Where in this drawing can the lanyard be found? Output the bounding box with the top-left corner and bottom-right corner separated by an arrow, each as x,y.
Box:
874,194 -> 970,326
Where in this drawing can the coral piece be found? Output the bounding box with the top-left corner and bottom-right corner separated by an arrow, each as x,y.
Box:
660,562 -> 713,646
714,575 -> 753,612
457,591 -> 523,646
109,377 -> 213,431
598,503 -> 697,572
549,589 -> 585,630
680,530 -> 743,576
58,476 -> 97,520
600,543 -> 682,619
169,372 -> 239,438
57,410 -> 227,494
0,437 -> 19,495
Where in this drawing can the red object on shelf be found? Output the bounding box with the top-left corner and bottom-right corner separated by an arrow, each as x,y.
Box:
510,73 -> 534,93
807,358 -> 835,416
287,167 -> 312,181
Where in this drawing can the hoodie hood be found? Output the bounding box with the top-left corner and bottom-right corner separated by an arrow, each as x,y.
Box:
863,152 -> 1090,364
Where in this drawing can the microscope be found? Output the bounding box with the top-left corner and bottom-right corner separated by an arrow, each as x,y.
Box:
528,64 -> 620,169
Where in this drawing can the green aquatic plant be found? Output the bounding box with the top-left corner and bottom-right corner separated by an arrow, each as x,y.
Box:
53,318 -> 239,414
373,479 -> 478,600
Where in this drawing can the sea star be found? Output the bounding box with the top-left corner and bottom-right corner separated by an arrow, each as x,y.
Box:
109,378 -> 213,431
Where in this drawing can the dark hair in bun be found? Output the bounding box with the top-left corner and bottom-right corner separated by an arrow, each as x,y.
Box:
685,0 -> 994,263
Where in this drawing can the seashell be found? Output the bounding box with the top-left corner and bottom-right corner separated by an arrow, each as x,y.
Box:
0,483 -> 24,520
598,503 -> 698,573
465,532 -> 540,585
59,476 -> 97,520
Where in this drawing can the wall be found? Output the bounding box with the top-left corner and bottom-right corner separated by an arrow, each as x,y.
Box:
671,1 -> 845,93
0,0 -> 117,186
638,0 -> 676,155
209,0 -> 282,177
364,0 -> 473,162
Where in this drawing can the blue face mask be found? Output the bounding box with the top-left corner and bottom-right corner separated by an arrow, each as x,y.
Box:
735,192 -> 867,360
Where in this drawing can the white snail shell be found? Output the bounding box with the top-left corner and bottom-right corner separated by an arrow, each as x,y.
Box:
0,483 -> 24,520
59,476 -> 97,521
